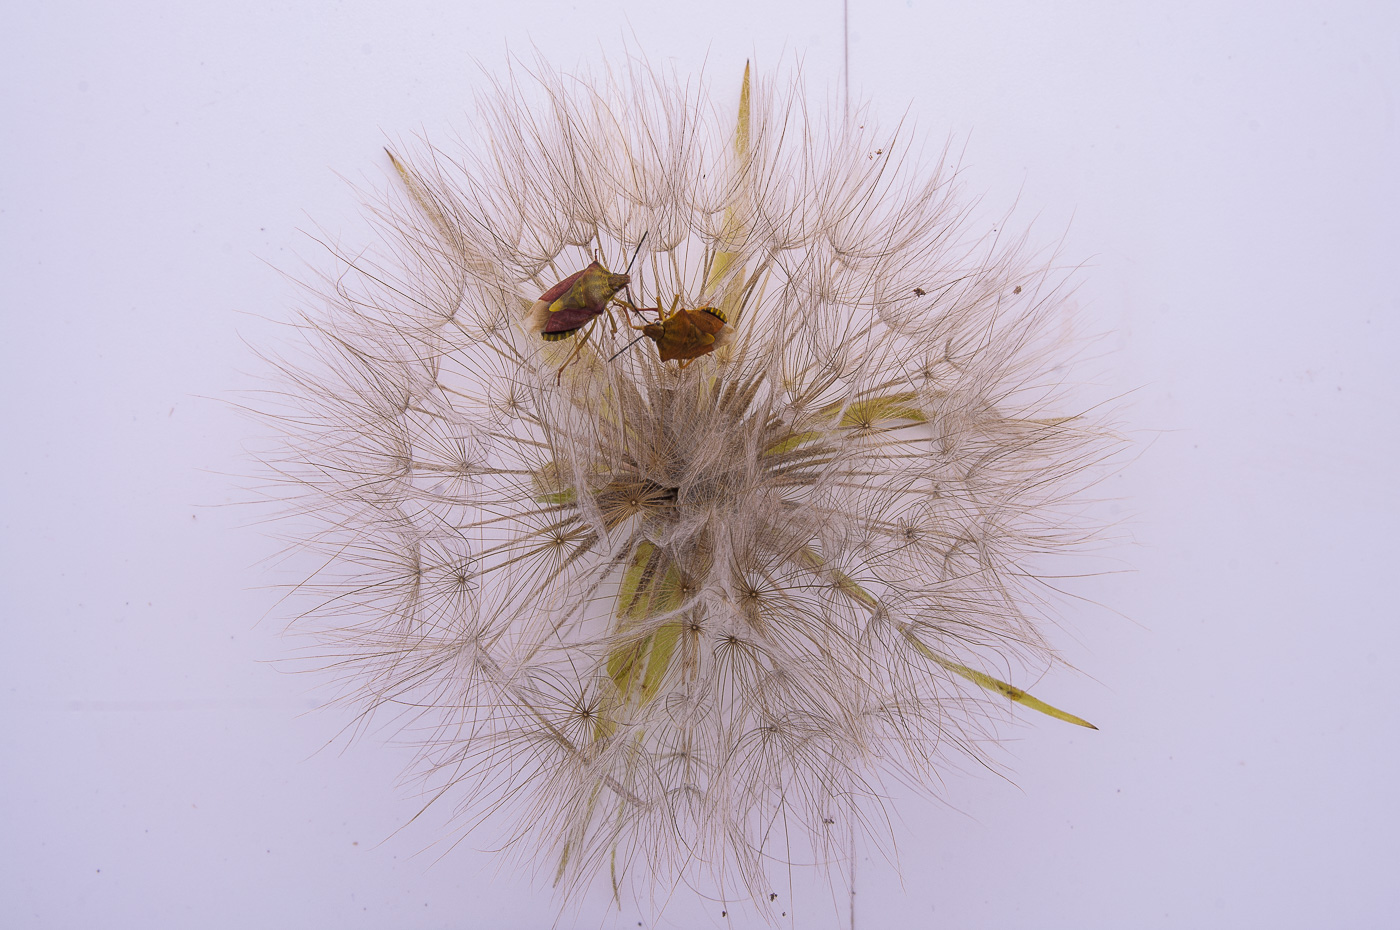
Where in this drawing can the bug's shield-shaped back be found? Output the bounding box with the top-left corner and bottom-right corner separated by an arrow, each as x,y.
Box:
642,307 -> 733,362
525,262 -> 631,338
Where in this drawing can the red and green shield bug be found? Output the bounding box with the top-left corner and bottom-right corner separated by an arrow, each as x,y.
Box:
525,236 -> 647,379
526,262 -> 632,341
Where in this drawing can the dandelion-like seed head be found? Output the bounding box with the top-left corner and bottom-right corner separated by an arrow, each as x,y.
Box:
262,55 -> 1113,919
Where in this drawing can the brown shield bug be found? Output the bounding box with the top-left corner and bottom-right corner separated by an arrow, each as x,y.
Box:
611,295 -> 734,368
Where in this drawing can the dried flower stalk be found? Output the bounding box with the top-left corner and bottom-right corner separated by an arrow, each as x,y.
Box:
259,56 -> 1113,919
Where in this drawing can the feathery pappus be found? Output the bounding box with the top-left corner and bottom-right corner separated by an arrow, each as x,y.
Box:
258,55 -> 1117,921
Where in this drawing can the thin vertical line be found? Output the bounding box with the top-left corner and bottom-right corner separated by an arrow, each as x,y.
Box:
843,0 -> 850,124
849,816 -> 857,930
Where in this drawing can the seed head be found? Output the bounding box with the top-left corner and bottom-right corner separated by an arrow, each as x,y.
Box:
258,56 -> 1116,920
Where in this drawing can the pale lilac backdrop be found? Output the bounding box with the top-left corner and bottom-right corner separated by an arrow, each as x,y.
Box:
2,1 -> 1396,927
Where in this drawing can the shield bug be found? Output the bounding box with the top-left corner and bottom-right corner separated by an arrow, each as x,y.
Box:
525,261 -> 632,342
525,236 -> 647,378
615,295 -> 734,368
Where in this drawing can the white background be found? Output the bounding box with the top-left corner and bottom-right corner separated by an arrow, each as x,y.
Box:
3,1 -> 1397,927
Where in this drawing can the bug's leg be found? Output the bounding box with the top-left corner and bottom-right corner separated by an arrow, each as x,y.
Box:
614,298 -> 654,330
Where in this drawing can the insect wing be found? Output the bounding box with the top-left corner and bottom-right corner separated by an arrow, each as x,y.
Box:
527,262 -> 609,337
541,304 -> 605,335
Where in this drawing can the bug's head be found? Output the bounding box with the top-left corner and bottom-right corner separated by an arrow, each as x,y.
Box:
603,271 -> 631,297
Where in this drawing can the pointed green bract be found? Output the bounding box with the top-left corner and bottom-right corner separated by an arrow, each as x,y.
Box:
386,148 -> 458,248
798,545 -> 1097,729
604,543 -> 685,719
764,429 -> 822,457
640,619 -> 681,703
903,633 -> 1098,729
704,62 -> 751,328
733,61 -> 751,158
819,391 -> 928,428
532,460 -> 571,505
615,541 -> 660,621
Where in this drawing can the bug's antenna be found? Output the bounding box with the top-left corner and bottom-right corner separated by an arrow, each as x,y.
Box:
608,333 -> 647,363
621,231 -> 650,310
623,232 -> 648,275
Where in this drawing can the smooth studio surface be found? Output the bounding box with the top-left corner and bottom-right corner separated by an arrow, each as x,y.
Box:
2,2 -> 1396,927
